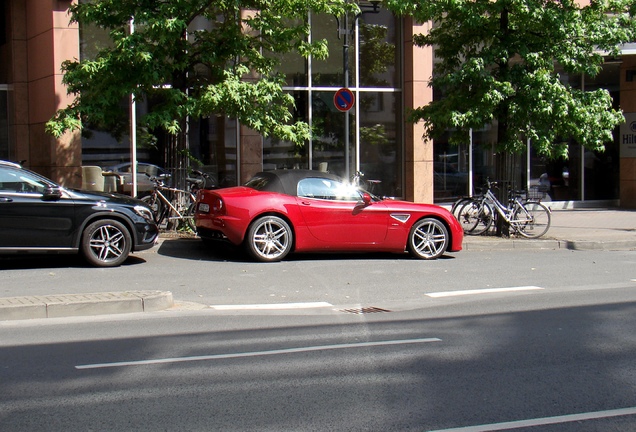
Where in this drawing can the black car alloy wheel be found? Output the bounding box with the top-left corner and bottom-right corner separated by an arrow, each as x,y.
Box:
81,219 -> 132,267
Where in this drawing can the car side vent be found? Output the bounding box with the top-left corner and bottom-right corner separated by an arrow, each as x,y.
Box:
340,306 -> 391,314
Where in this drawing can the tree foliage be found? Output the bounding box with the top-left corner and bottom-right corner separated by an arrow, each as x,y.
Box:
46,0 -> 357,145
384,0 -> 636,159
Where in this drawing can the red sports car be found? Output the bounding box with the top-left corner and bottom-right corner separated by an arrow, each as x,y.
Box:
194,170 -> 463,262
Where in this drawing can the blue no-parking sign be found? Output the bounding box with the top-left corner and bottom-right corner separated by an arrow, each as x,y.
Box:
334,88 -> 355,112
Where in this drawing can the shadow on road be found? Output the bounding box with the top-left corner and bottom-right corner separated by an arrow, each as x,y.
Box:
0,254 -> 147,270
156,237 -> 457,263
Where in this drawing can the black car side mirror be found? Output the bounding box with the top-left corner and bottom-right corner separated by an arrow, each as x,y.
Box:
42,186 -> 63,201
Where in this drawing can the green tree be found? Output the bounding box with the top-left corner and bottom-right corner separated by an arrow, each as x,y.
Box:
384,0 -> 636,172
46,0 -> 356,182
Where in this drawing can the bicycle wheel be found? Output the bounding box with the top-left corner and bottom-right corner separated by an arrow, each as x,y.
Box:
184,202 -> 197,232
457,200 -> 493,235
451,197 -> 473,219
176,193 -> 197,232
141,193 -> 165,225
511,201 -> 551,239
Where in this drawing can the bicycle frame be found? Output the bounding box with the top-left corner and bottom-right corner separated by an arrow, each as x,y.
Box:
153,186 -> 195,222
483,188 -> 516,222
483,187 -> 545,232
143,175 -> 197,231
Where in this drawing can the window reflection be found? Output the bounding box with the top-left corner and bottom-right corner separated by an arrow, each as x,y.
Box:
264,12 -> 403,197
359,10 -> 398,88
311,14 -> 348,87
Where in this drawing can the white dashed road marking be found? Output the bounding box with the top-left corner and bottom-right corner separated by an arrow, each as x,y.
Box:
209,302 -> 333,310
426,286 -> 544,298
428,406 -> 636,431
76,337 -> 442,370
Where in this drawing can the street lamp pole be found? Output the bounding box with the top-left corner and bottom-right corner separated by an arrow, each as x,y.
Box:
342,12 -> 351,180
129,17 -> 138,198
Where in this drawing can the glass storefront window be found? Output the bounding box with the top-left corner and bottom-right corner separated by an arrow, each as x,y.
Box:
274,50 -> 308,87
263,10 -> 403,197
358,10 -> 398,89
434,62 -> 621,203
0,87 -> 8,160
80,8 -> 402,196
188,116 -> 238,188
311,14 -> 348,87
269,17 -> 307,87
79,15 -> 239,190
358,91 -> 401,197
311,90 -> 347,174
79,18 -> 134,168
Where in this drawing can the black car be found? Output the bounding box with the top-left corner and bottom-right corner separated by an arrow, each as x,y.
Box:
0,160 -> 158,267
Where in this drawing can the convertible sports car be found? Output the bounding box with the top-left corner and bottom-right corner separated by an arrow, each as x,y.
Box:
194,169 -> 463,262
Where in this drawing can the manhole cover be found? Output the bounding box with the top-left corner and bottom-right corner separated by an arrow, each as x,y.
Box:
340,307 -> 391,315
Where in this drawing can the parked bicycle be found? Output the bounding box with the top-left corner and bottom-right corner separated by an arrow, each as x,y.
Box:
450,187 -> 484,220
456,179 -> 551,238
141,170 -> 215,231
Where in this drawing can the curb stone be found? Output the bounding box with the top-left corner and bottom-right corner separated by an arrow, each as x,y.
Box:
0,290 -> 174,321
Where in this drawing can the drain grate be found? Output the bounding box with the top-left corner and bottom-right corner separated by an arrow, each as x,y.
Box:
340,306 -> 392,315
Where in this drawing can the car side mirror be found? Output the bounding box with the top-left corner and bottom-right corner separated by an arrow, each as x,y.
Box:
360,192 -> 372,206
42,186 -> 63,201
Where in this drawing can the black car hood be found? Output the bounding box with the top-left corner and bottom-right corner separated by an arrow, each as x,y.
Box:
65,188 -> 142,205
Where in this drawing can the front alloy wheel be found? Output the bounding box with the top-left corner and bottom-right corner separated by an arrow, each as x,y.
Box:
408,218 -> 449,260
81,219 -> 132,267
245,216 -> 293,262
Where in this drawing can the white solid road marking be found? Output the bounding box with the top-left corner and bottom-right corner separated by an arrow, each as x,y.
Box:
426,286 -> 544,298
75,338 -> 441,370
210,302 -> 333,310
428,406 -> 636,431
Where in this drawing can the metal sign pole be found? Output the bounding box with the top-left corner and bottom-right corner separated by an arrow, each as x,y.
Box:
129,18 -> 138,198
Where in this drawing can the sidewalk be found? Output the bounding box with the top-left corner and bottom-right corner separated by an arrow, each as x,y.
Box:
1,208 -> 634,321
463,208 -> 636,251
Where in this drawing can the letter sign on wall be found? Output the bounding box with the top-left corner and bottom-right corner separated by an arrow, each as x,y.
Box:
619,113 -> 636,158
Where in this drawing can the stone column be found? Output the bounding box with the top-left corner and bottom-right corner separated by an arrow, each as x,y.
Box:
403,18 -> 434,203
24,0 -> 80,185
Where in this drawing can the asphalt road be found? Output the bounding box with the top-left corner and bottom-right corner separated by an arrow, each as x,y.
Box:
1,238 -> 634,311
1,242 -> 636,431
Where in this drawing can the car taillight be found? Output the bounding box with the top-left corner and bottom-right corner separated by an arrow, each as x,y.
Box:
211,196 -> 224,215
198,193 -> 224,215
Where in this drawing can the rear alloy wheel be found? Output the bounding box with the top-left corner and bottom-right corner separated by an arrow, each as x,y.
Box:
81,219 -> 132,267
245,216 -> 292,262
408,218 -> 449,260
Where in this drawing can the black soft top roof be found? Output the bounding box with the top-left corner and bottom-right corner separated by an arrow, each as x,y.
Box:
246,169 -> 342,196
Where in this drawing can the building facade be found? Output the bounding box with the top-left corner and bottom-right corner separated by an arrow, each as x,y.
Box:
2,0 -> 635,207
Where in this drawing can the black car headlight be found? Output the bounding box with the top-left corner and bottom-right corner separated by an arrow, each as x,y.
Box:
134,205 -> 155,223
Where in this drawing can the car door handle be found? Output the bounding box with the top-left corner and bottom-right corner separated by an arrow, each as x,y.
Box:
301,200 -> 312,206
0,197 -> 13,202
